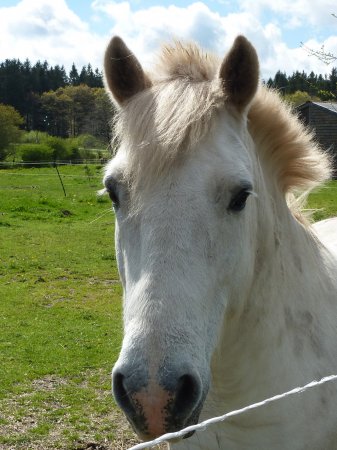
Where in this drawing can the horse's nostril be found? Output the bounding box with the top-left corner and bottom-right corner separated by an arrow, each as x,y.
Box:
113,371 -> 125,397
173,373 -> 202,418
113,370 -> 136,417
113,366 -> 203,438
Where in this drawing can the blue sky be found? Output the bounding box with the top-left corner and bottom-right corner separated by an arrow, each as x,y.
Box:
1,0 -> 337,79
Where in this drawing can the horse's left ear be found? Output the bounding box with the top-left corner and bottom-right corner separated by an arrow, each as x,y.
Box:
219,36 -> 259,111
104,36 -> 151,105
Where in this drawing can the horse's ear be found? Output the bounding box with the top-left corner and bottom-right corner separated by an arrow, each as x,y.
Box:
219,36 -> 259,111
104,36 -> 151,105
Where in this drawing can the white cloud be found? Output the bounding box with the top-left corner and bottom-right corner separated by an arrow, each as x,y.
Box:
239,0 -> 337,29
0,0 -> 106,70
91,0 -> 285,75
92,1 -> 229,66
0,0 -> 337,80
92,1 -> 336,78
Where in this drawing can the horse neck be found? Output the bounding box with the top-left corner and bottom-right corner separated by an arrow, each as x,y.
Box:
207,184 -> 337,414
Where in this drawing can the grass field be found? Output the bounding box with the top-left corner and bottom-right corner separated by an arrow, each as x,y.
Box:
0,165 -> 336,450
0,165 -> 140,449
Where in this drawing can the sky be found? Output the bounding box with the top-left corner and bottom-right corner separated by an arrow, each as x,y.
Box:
1,0 -> 337,80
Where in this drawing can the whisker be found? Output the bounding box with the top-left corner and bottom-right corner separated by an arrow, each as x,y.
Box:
89,208 -> 113,224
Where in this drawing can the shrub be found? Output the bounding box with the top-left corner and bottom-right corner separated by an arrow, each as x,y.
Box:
20,134 -> 82,162
78,148 -> 95,160
67,145 -> 81,161
0,104 -> 24,160
21,144 -> 53,165
78,134 -> 104,149
65,137 -> 81,162
17,133 -> 106,163
21,131 -> 50,144
46,136 -> 70,160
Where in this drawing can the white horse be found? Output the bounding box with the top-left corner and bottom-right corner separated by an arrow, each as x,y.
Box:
102,35 -> 337,449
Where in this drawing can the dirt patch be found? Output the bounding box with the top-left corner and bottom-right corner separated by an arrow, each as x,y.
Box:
88,277 -> 120,286
0,372 -> 168,450
31,375 -> 68,391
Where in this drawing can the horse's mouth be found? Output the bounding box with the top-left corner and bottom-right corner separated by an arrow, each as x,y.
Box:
136,429 -> 195,444
183,430 -> 195,439
127,409 -> 200,442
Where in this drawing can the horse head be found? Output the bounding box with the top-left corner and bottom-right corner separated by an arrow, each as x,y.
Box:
103,35 -> 261,440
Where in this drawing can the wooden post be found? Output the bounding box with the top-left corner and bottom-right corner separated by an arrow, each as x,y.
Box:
53,162 -> 67,197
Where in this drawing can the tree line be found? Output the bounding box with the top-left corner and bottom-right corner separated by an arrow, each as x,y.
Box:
0,58 -> 113,141
267,67 -> 337,101
2,56 -> 337,150
0,58 -> 103,109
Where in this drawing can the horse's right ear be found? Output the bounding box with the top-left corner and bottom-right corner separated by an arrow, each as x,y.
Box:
104,36 -> 151,105
219,36 -> 259,111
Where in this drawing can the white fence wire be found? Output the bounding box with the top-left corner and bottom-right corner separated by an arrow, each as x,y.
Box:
127,374 -> 337,450
0,159 -> 107,166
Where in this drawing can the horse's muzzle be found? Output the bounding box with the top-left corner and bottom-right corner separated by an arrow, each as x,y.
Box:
112,364 -> 204,440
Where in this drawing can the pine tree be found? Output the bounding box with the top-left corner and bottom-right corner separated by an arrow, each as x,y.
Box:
69,63 -> 80,86
79,66 -> 88,85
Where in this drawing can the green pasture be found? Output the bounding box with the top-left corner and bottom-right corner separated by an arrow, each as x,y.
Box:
0,165 -> 336,449
306,181 -> 337,221
0,165 -> 137,449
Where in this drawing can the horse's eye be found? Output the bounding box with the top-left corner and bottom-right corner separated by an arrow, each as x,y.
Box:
107,187 -> 119,209
228,189 -> 251,212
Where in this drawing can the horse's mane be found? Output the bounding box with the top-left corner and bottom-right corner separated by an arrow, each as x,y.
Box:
113,41 -> 331,206
113,42 -> 224,180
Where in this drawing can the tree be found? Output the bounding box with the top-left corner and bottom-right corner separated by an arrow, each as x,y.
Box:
79,66 -> 88,85
39,85 -> 110,139
269,71 -> 289,94
302,41 -> 337,66
64,84 -> 96,137
49,65 -> 68,90
78,64 -> 103,88
284,90 -> 312,106
69,63 -> 80,86
94,68 -> 103,88
0,104 -> 24,160
40,89 -> 72,137
329,67 -> 337,96
92,88 -> 114,143
288,71 -> 308,93
301,13 -> 337,96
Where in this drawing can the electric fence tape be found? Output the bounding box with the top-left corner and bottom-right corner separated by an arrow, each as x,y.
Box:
127,374 -> 337,450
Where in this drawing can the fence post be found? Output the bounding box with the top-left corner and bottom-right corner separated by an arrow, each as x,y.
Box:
53,162 -> 67,197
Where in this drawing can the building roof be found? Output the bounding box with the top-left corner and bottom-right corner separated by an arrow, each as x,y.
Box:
297,101 -> 337,114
